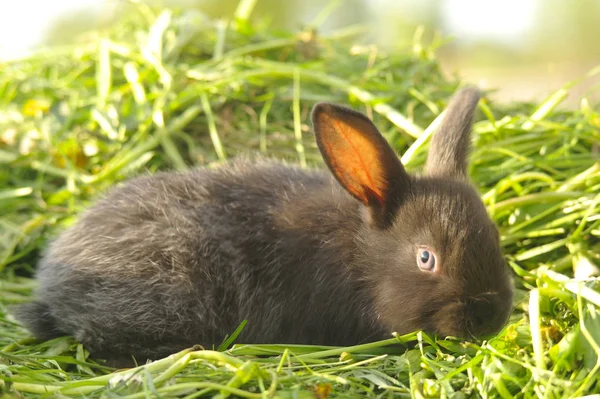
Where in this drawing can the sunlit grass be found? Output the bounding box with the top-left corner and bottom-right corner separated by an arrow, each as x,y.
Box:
1,1 -> 599,397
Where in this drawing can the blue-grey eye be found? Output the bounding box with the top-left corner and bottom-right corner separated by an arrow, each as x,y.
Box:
417,247 -> 437,272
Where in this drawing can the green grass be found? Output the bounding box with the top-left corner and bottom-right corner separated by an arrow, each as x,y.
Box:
1,1 -> 600,397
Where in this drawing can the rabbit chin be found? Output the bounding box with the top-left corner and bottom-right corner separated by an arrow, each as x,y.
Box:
378,299 -> 510,340
431,300 -> 510,340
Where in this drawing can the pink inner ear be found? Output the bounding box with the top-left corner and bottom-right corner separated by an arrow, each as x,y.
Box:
318,114 -> 387,207
321,139 -> 365,202
333,120 -> 377,186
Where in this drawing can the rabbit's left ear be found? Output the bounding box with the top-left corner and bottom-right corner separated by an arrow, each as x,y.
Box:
425,87 -> 480,179
311,103 -> 410,228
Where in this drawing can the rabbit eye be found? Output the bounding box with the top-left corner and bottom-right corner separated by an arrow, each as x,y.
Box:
417,247 -> 437,272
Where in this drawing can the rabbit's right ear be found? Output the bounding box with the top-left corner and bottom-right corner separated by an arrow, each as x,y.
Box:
425,87 -> 481,179
311,103 -> 410,228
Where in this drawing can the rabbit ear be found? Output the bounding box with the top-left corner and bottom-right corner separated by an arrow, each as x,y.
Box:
311,103 -> 410,228
425,87 -> 481,179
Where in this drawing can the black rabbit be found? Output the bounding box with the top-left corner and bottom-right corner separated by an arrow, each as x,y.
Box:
17,87 -> 513,365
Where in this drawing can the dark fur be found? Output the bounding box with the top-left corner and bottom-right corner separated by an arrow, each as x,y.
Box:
16,87 -> 513,365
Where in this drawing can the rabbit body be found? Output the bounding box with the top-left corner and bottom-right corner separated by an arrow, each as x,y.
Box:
18,87 -> 514,364
19,161 -> 383,360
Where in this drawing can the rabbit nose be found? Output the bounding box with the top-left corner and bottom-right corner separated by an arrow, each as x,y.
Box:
468,293 -> 503,336
471,299 -> 492,324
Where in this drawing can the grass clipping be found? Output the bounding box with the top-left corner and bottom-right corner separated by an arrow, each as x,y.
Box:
1,3 -> 600,398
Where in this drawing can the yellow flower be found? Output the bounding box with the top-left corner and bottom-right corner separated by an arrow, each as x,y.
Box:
22,99 -> 49,117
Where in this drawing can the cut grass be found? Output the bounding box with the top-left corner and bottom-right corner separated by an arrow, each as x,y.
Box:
1,1 -> 600,397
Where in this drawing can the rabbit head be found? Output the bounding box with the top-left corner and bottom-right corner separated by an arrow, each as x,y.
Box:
311,87 -> 513,340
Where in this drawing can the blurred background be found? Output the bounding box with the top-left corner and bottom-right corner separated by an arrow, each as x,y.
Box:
1,0 -> 599,107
